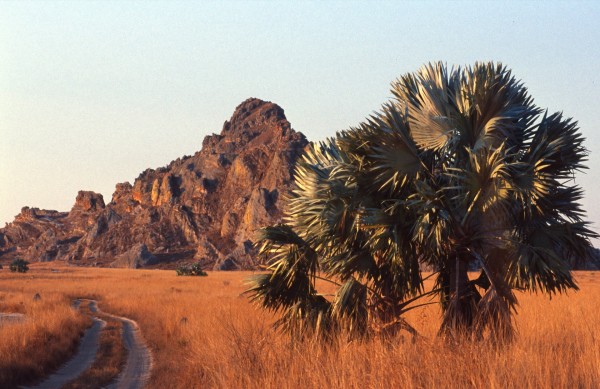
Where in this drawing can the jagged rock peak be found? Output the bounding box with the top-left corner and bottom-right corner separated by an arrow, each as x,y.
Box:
72,191 -> 105,212
15,207 -> 64,221
19,207 -> 38,220
0,98 -> 309,269
222,98 -> 289,136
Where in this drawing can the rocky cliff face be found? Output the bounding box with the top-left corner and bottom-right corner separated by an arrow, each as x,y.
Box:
0,98 -> 308,269
0,191 -> 106,263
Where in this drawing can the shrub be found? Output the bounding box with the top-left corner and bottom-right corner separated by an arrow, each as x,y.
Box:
10,258 -> 29,273
176,262 -> 207,276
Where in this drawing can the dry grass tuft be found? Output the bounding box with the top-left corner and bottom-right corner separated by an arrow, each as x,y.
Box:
0,289 -> 91,387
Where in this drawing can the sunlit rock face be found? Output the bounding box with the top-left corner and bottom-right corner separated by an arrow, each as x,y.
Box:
0,98 -> 308,269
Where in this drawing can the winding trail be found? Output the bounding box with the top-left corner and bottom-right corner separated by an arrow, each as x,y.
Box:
88,300 -> 154,389
23,299 -> 153,389
26,313 -> 106,389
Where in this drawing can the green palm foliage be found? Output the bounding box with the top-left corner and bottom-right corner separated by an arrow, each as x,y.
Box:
247,62 -> 596,341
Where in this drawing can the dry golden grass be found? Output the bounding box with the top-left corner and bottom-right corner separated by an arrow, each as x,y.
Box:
0,282 -> 91,387
1,263 -> 599,388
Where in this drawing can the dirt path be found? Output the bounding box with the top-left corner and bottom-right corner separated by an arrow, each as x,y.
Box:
0,312 -> 25,325
88,300 -> 153,389
23,299 -> 152,389
26,312 -> 106,389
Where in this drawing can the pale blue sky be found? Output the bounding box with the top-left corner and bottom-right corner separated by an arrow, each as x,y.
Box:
1,1 -> 599,243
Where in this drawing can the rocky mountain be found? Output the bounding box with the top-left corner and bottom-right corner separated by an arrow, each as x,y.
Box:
0,98 -> 308,269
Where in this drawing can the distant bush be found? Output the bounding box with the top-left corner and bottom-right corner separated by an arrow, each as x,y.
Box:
10,258 -> 29,273
176,262 -> 207,277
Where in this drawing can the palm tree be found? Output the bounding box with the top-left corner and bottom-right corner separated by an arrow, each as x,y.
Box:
247,62 -> 596,341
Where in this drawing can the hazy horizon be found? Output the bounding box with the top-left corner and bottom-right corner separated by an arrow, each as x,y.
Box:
2,1 -> 600,244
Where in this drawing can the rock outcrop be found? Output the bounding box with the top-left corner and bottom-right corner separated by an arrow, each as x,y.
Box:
0,98 -> 308,269
0,191 -> 105,263
110,244 -> 158,269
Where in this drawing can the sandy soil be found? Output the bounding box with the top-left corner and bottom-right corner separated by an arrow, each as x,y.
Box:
88,300 -> 153,389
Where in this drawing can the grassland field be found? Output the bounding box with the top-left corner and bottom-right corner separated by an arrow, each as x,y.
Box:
1,263 -> 599,388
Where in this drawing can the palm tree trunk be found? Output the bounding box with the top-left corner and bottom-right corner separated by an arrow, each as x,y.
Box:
450,256 -> 469,302
441,255 -> 477,336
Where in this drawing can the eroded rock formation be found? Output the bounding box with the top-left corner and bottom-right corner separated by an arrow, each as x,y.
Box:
0,98 -> 308,269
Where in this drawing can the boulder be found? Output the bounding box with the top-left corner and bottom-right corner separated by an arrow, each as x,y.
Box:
71,191 -> 105,212
110,244 -> 158,269
213,257 -> 239,271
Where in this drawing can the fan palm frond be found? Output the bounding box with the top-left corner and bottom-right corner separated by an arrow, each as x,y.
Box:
392,62 -> 460,151
364,103 -> 423,193
332,278 -> 368,335
455,62 -> 540,151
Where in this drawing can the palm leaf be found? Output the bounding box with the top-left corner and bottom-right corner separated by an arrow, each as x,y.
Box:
455,62 -> 540,151
332,278 -> 368,335
392,62 -> 460,151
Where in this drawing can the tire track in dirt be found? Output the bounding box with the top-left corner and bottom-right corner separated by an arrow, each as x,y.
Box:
0,312 -> 25,325
25,302 -> 106,389
88,300 -> 153,389
23,299 -> 152,389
